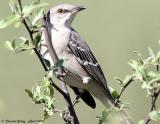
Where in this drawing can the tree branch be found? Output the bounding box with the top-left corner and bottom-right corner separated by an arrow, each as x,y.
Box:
144,89 -> 160,124
117,78 -> 134,100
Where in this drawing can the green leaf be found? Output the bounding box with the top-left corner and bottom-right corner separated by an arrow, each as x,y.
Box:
101,109 -> 111,123
138,120 -> 145,124
129,60 -> 138,70
147,71 -> 157,79
43,76 -> 50,87
48,85 -> 54,98
148,47 -> 155,60
42,110 -> 50,122
22,2 -> 48,17
33,33 -> 41,48
14,21 -> 21,28
12,40 -> 16,49
111,90 -> 119,99
4,41 -> 15,51
32,8 -> 44,25
8,37 -> 34,53
149,110 -> 160,122
9,0 -> 22,14
9,0 -> 16,14
0,15 -> 18,29
25,89 -> 33,99
129,60 -> 148,81
32,83 -> 41,99
155,51 -> 160,62
32,0 -> 41,5
19,37 -> 28,42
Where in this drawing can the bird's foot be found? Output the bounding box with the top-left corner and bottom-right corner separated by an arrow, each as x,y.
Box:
73,95 -> 81,106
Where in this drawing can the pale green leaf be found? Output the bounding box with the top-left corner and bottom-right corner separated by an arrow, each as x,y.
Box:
155,51 -> 160,62
32,8 -> 44,25
31,0 -> 41,5
22,2 -> 48,16
9,0 -> 16,14
129,60 -> 148,81
19,37 -> 28,41
101,109 -> 111,123
14,21 -> 21,28
25,89 -> 33,99
42,110 -> 50,122
43,77 -> 50,86
138,120 -> 145,124
4,41 -> 14,51
0,15 -> 18,29
148,47 -> 155,60
149,110 -> 160,122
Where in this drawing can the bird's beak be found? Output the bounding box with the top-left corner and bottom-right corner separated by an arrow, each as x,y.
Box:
72,6 -> 86,13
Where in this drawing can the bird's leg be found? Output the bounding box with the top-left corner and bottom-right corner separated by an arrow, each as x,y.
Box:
73,95 -> 81,107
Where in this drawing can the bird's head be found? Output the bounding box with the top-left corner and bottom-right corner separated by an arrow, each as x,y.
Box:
48,4 -> 86,29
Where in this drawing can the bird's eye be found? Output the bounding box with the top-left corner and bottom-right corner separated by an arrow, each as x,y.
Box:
57,8 -> 64,14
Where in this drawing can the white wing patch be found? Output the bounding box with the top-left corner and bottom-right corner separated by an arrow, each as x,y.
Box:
69,41 -> 99,67
82,76 -> 91,84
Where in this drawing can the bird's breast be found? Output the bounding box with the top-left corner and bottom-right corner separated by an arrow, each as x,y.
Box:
51,29 -> 70,57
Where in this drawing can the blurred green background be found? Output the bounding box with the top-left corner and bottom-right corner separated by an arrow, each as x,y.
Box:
0,0 -> 160,124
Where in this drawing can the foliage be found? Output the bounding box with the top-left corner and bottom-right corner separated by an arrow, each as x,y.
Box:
149,109 -> 160,122
1,0 -> 160,124
25,80 -> 55,121
0,0 -> 56,122
98,46 -> 160,124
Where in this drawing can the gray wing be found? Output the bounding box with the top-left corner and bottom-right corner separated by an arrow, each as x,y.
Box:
68,30 -> 108,90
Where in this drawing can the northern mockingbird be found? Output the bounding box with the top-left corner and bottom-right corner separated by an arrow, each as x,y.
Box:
40,4 -> 115,109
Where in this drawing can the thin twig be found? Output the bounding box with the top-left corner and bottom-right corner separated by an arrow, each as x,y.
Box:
18,0 -> 22,12
117,78 -> 134,100
144,89 -> 160,124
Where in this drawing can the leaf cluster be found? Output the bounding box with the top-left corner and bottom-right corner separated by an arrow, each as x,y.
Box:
25,77 -> 55,121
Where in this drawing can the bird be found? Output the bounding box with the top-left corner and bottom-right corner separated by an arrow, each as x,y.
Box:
40,4 -> 116,109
